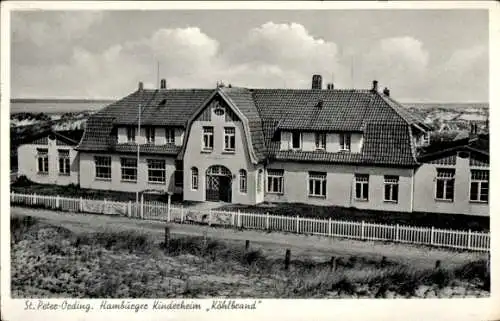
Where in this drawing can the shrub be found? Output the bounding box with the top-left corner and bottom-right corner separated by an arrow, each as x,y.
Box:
11,216 -> 39,243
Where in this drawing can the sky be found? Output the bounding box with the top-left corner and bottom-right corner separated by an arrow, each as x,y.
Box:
10,9 -> 489,102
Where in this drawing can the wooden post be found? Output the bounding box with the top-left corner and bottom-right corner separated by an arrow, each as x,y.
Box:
266,212 -> 270,230
128,201 -> 132,217
231,211 -> 235,227
361,220 -> 365,240
79,197 -> 83,212
55,195 -> 60,209
164,226 -> 170,249
167,193 -> 171,222
180,205 -> 184,223
245,240 -> 250,251
467,229 -> 472,250
430,226 -> 435,245
284,249 -> 291,270
237,210 -> 241,228
328,218 -> 332,237
140,194 -> 144,219
33,193 -> 37,205
296,215 -> 300,234
329,256 -> 336,271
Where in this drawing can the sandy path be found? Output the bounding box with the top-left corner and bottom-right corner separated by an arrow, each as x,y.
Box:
10,207 -> 486,269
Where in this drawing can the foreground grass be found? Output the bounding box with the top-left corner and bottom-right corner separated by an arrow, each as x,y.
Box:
11,216 -> 489,298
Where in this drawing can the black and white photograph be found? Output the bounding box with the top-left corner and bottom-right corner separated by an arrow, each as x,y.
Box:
1,1 -> 498,320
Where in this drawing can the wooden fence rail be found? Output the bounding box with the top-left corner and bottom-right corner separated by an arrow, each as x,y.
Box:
9,192 -> 490,252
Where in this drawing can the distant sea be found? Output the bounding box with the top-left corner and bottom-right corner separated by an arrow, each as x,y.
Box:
10,99 -> 115,114
10,99 -> 489,114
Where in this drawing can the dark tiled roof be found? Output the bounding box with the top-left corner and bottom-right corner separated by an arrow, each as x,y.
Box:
417,134 -> 489,162
77,86 -> 426,167
111,143 -> 181,156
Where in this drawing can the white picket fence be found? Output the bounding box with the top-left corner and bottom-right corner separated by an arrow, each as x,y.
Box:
10,192 -> 490,252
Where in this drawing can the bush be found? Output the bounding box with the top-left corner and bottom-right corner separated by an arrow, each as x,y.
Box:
11,215 -> 39,243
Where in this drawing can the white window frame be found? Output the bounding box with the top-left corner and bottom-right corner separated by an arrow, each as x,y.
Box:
315,132 -> 326,150
165,128 -> 175,144
308,172 -> 327,197
95,156 -> 112,180
120,157 -> 137,182
147,159 -> 166,184
470,170 -> 489,203
127,127 -> 136,143
191,167 -> 199,190
355,174 -> 369,201
239,169 -> 247,193
267,169 -> 284,194
202,126 -> 214,151
58,149 -> 70,176
291,132 -> 302,150
340,133 -> 351,151
37,148 -> 49,174
383,175 -> 399,203
224,127 -> 236,152
435,168 -> 455,201
145,127 -> 155,144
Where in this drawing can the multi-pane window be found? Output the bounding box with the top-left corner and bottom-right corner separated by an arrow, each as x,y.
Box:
58,150 -> 70,176
37,148 -> 49,174
257,169 -> 263,192
340,133 -> 351,151
147,159 -> 166,183
355,174 -> 369,200
127,127 -> 136,143
224,127 -> 236,152
239,169 -> 247,193
435,168 -> 455,201
145,127 -> 155,144
315,133 -> 326,150
308,172 -> 327,197
384,175 -> 399,202
191,167 -> 199,190
95,156 -> 111,180
470,170 -> 489,202
203,127 -> 214,150
267,169 -> 284,194
292,132 -> 301,149
165,128 -> 175,144
120,158 -> 137,182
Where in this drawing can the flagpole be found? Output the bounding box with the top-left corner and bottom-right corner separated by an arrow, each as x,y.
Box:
136,101 -> 141,213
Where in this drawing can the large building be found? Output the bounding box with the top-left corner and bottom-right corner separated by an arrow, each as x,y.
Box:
17,75 -> 489,216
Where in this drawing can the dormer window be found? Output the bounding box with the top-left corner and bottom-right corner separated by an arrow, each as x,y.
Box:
292,132 -> 301,150
340,133 -> 351,151
145,127 -> 155,144
315,133 -> 326,150
165,128 -> 175,144
127,127 -> 136,143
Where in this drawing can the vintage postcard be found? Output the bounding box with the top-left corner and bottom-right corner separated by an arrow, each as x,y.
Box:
1,1 -> 498,321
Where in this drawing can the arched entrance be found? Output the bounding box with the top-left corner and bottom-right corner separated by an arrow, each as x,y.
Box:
206,165 -> 232,202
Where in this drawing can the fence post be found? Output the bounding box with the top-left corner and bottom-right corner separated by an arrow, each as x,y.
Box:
33,193 -> 37,205
231,211 -> 235,227
361,220 -> 365,239
140,194 -> 144,219
55,195 -> 60,209
328,218 -> 332,237
467,229 -> 472,250
296,215 -> 300,234
430,226 -> 435,246
237,210 -> 241,228
79,197 -> 83,212
265,212 -> 270,230
180,205 -> 184,223
395,224 -> 400,241
127,201 -> 132,217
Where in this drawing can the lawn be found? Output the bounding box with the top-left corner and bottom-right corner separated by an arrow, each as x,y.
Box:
11,216 -> 489,298
217,202 -> 490,232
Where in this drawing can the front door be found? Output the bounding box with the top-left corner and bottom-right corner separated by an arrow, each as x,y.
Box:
205,165 -> 232,202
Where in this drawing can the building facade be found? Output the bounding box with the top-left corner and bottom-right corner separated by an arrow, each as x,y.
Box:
16,76 -> 490,216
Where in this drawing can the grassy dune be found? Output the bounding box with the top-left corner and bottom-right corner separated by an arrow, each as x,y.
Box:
11,216 -> 489,299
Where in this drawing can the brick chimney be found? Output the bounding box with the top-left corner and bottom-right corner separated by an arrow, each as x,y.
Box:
160,79 -> 167,89
383,87 -> 390,96
312,74 -> 322,90
371,80 -> 378,93
327,83 -> 334,90
138,81 -> 144,91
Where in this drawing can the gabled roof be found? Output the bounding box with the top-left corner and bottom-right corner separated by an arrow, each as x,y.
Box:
417,134 -> 489,163
19,129 -> 84,146
75,84 -> 427,167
